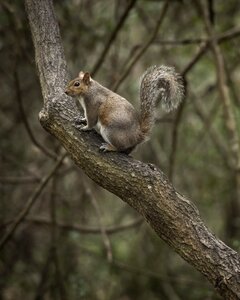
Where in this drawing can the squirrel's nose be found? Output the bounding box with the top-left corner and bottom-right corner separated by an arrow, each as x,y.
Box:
65,90 -> 69,95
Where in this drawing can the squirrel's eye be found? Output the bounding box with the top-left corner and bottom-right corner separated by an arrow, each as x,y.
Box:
74,81 -> 80,87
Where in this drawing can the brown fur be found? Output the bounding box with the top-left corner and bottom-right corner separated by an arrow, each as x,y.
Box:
98,98 -> 116,127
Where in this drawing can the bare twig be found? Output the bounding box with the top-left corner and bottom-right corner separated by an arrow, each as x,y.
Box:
200,5 -> 240,168
168,45 -> 207,179
14,69 -> 58,160
112,1 -> 169,92
168,26 -> 240,180
0,176 -> 40,184
0,151 -> 41,179
135,5 -> 154,33
181,43 -> 208,77
112,12 -> 240,96
34,248 -> 52,300
15,216 -> 144,235
168,43 -> 206,179
112,260 -> 204,285
225,63 -> 240,107
154,26 -> 240,45
84,180 -> 113,262
91,0 -> 138,76
199,0 -> 240,237
0,153 -> 67,251
156,37 -> 208,45
49,176 -> 67,300
191,91 -> 230,165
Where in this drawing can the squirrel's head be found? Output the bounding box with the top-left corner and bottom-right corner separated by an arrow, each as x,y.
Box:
65,71 -> 92,97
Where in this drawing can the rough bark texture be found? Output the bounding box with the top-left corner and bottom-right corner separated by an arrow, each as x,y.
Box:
25,0 -> 240,299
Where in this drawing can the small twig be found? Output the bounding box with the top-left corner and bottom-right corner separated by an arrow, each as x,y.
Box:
154,25 -> 240,46
168,100 -> 185,180
2,216 -> 143,235
116,44 -> 142,75
168,25 -> 240,180
0,153 -> 67,251
199,0 -> 240,170
14,69 -> 58,160
34,248 -> 52,300
49,176 -> 67,300
155,37 -> 208,45
112,1 -> 169,92
182,43 -> 208,76
169,43 -> 209,179
1,2 -> 34,65
84,180 -> 113,262
191,91 -> 230,165
0,151 -> 41,179
135,5 -> 154,33
112,260 -> 204,285
91,0 -> 138,76
199,0 -> 240,237
225,63 -> 240,107
0,176 -> 40,184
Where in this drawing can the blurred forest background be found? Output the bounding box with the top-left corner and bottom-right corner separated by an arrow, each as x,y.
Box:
0,0 -> 240,299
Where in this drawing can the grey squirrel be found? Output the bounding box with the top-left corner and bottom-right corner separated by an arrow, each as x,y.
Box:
65,66 -> 184,153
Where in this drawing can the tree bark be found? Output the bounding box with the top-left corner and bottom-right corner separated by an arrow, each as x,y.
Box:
25,0 -> 240,299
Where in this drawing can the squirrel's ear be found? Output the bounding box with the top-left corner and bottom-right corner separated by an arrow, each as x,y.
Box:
82,72 -> 91,85
78,71 -> 84,79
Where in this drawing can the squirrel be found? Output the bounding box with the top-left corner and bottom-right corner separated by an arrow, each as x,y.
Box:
65,65 -> 184,153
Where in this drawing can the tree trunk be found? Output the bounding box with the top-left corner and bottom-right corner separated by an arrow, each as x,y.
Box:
25,0 -> 240,299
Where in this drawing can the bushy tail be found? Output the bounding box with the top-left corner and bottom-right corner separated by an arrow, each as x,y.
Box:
140,65 -> 184,137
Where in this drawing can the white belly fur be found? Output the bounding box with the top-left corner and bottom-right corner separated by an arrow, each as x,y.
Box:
78,97 -> 111,145
78,97 -> 89,125
96,119 -> 111,145
78,97 -> 86,116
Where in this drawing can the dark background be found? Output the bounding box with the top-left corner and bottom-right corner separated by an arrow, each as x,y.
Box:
0,1 -> 240,299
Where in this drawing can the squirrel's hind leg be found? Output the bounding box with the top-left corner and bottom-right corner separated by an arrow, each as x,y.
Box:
99,143 -> 135,154
99,124 -> 139,153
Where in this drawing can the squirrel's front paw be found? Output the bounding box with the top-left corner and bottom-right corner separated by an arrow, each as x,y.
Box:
80,125 -> 91,131
99,143 -> 108,152
99,143 -> 117,153
74,116 -> 87,125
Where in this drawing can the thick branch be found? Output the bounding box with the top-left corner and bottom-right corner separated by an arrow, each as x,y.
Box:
25,0 -> 240,299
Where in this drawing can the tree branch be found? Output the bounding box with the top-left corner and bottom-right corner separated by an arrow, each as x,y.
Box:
154,25 -> 240,45
0,153 -> 66,251
84,179 -> 113,262
198,0 -> 240,240
112,1 -> 169,92
14,68 -> 58,160
25,0 -> 240,299
91,0 -> 138,76
3,216 -> 144,235
168,25 -> 240,180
